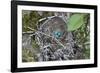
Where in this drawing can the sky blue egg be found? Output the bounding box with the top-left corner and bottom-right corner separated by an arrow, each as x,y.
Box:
58,32 -> 61,36
53,31 -> 62,38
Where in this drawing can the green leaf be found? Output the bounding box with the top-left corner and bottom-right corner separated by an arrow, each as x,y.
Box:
68,14 -> 86,31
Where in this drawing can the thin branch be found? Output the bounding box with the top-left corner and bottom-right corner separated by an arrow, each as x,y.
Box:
22,31 -> 34,34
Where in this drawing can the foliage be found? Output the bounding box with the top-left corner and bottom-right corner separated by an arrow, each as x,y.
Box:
22,49 -> 34,62
72,14 -> 90,59
22,11 -> 41,32
68,14 -> 87,31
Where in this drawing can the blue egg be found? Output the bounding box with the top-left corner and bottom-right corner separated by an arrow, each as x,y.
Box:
53,31 -> 62,38
58,32 -> 61,36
